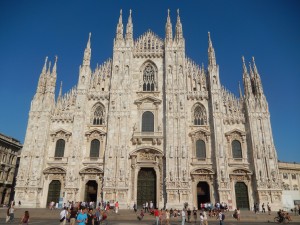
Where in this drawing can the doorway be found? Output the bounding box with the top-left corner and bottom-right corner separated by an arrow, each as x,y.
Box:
197,182 -> 210,208
137,168 -> 156,208
85,180 -> 98,202
235,182 -> 249,209
46,180 -> 61,207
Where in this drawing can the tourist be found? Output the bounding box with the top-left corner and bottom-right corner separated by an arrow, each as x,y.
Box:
137,209 -> 144,220
69,207 -> 77,225
77,208 -> 88,225
165,209 -> 170,225
59,207 -> 68,225
154,208 -> 160,225
262,203 -> 265,213
236,208 -> 240,221
199,213 -> 204,225
187,208 -> 191,222
145,201 -> 149,212
20,210 -> 29,225
193,207 -> 197,223
181,208 -> 186,225
267,202 -> 271,215
133,202 -> 137,213
9,205 -> 15,223
218,210 -> 225,225
86,208 -> 94,225
202,209 -> 208,225
115,201 -> 119,214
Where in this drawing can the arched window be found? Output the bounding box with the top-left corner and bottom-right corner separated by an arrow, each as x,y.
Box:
54,139 -> 65,158
143,64 -> 155,91
142,111 -> 154,132
232,140 -> 242,158
193,105 -> 207,125
90,139 -> 100,158
196,140 -> 206,158
93,105 -> 105,125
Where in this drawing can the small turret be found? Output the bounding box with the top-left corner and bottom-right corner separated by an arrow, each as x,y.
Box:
165,9 -> 173,43
175,9 -> 183,42
125,9 -> 133,45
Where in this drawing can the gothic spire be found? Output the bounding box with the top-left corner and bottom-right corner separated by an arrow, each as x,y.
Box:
125,9 -> 133,44
58,81 -> 63,100
42,56 -> 48,74
116,9 -> 124,41
208,32 -> 216,67
175,9 -> 183,42
165,9 -> 173,42
239,81 -> 243,99
82,33 -> 91,67
242,57 -> 253,98
252,56 -> 264,95
52,55 -> 58,77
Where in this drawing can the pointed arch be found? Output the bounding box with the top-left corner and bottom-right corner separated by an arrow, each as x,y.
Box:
140,60 -> 158,92
192,103 -> 207,125
91,102 -> 105,125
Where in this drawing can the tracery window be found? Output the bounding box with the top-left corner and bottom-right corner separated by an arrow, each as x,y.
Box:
193,104 -> 207,125
143,64 -> 155,91
142,111 -> 154,132
93,105 -> 105,125
292,174 -> 296,179
90,139 -> 100,158
54,139 -> 65,158
283,173 -> 288,179
196,140 -> 206,158
232,140 -> 242,158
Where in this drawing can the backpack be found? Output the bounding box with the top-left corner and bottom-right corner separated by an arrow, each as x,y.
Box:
221,213 -> 225,220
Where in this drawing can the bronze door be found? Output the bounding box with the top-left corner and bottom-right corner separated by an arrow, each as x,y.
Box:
46,180 -> 61,207
85,180 -> 98,202
137,168 -> 156,208
235,182 -> 249,209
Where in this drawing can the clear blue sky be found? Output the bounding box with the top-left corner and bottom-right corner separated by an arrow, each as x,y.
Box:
0,0 -> 299,162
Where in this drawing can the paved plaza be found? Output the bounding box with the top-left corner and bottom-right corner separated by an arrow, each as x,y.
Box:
1,208 -> 300,224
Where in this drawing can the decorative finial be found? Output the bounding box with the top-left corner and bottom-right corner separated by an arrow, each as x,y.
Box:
168,9 -> 170,16
42,56 -> 48,73
130,9 -> 132,16
55,55 -> 58,64
177,9 -> 180,15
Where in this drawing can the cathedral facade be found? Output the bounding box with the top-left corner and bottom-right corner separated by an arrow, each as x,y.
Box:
15,10 -> 283,210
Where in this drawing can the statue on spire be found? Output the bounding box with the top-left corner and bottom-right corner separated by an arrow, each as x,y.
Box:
83,33 -> 91,67
208,32 -> 216,67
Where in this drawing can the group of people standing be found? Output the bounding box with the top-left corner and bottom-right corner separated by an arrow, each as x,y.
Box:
59,206 -> 108,225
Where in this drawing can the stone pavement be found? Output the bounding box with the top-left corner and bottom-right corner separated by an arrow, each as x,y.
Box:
1,207 -> 300,223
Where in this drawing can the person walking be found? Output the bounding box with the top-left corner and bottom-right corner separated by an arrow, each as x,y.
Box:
193,207 -> 197,223
262,203 -> 266,213
115,201 -> 119,214
199,213 -> 204,225
267,202 -> 271,215
69,207 -> 77,225
59,207 -> 68,225
154,208 -> 160,225
86,208 -> 94,225
218,210 -> 225,225
133,202 -> 137,213
165,209 -> 170,225
20,211 -> 30,225
9,205 -> 15,223
187,208 -> 191,223
181,208 -> 186,225
202,210 -> 208,225
77,208 -> 88,225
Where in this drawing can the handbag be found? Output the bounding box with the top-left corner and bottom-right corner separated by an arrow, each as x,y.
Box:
60,216 -> 65,222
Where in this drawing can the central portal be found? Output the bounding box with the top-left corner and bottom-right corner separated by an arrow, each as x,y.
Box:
197,182 -> 210,209
137,168 -> 156,208
85,180 -> 98,202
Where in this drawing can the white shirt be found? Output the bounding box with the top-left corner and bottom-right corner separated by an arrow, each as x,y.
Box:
181,210 -> 186,217
60,209 -> 68,219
